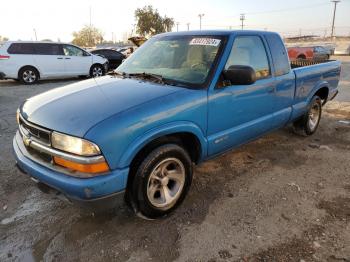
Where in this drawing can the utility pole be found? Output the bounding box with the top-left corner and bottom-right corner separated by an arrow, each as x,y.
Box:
89,6 -> 92,46
33,28 -> 37,41
198,14 -> 205,30
240,14 -> 245,30
186,23 -> 190,31
176,22 -> 180,32
331,0 -> 340,38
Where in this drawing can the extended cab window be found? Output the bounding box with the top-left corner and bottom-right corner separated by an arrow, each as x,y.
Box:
63,45 -> 84,56
265,34 -> 290,76
225,36 -> 270,80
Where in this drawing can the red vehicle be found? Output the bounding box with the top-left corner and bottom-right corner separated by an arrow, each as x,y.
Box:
287,47 -> 314,61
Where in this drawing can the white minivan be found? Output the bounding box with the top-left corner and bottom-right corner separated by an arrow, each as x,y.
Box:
0,41 -> 108,84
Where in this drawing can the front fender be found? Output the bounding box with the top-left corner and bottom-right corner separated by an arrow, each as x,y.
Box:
118,121 -> 208,168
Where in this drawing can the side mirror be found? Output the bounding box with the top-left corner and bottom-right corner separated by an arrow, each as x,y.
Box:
223,65 -> 256,85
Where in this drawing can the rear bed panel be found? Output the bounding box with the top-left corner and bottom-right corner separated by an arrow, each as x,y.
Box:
290,60 -> 341,120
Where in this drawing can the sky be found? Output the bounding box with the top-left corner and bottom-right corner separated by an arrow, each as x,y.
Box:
1,0 -> 349,42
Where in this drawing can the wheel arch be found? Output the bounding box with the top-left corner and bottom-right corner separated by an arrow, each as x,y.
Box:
297,54 -> 306,59
124,125 -> 206,196
89,63 -> 105,75
309,83 -> 329,105
120,122 -> 207,171
18,65 -> 41,79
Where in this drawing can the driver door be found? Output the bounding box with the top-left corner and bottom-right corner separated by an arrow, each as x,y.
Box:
207,35 -> 276,156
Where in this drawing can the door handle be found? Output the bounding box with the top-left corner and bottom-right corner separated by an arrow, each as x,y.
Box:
57,57 -> 63,59
65,57 -> 71,60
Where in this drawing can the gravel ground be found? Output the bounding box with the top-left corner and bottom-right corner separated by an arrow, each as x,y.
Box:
0,57 -> 349,262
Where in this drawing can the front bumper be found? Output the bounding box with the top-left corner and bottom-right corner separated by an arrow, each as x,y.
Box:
104,62 -> 109,72
13,131 -> 129,202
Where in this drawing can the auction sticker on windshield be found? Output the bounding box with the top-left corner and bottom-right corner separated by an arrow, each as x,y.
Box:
189,38 -> 221,46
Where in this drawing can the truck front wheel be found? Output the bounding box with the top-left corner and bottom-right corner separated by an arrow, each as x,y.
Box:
129,144 -> 193,219
293,95 -> 322,136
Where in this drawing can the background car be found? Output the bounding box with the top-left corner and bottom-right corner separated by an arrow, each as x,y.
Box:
0,41 -> 108,84
287,47 -> 314,61
90,49 -> 125,70
313,46 -> 331,60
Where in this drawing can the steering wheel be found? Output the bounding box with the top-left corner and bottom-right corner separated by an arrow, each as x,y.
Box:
191,62 -> 207,70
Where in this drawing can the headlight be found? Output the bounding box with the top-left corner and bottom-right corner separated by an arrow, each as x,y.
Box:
51,132 -> 101,156
16,109 -> 20,124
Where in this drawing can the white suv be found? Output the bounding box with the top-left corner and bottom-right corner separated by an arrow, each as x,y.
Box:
0,41 -> 108,84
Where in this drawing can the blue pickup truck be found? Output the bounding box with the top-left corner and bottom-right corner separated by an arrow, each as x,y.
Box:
13,30 -> 341,218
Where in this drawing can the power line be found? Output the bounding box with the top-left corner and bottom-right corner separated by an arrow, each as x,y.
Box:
245,1 -> 331,15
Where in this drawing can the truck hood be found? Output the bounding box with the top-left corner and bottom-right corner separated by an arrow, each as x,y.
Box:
21,76 -> 182,137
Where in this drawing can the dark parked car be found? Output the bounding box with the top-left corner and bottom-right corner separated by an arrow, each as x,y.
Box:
90,49 -> 125,70
313,46 -> 331,60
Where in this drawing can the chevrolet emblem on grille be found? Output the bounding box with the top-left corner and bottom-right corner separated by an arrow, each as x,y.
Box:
23,135 -> 31,147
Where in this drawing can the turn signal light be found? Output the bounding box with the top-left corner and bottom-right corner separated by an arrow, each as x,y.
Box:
53,156 -> 109,174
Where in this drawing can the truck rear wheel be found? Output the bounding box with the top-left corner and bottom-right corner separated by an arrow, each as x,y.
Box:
128,144 -> 193,219
293,95 -> 322,136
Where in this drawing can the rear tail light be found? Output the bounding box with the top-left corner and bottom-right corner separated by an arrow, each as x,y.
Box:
0,55 -> 10,60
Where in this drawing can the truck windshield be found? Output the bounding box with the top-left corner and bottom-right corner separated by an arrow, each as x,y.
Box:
116,35 -> 225,88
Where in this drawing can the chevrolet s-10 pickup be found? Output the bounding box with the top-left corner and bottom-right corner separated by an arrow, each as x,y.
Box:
13,30 -> 341,218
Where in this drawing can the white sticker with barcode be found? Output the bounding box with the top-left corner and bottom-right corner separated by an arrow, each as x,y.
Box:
189,38 -> 221,46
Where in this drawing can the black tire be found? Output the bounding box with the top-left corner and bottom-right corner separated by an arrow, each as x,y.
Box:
293,95 -> 322,136
128,144 -> 193,219
18,66 -> 39,85
90,64 -> 105,78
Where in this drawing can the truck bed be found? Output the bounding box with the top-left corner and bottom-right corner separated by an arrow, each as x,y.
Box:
290,59 -> 341,121
290,59 -> 336,69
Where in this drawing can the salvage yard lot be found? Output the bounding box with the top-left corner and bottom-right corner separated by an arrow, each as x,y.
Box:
0,56 -> 350,262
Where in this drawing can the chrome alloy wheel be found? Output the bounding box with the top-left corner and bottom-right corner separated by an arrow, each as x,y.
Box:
92,66 -> 103,77
22,70 -> 37,83
147,158 -> 186,209
308,102 -> 321,131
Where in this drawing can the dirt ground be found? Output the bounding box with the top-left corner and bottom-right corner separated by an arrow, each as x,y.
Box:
0,56 -> 349,262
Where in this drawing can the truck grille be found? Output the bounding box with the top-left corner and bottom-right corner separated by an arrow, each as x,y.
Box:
19,116 -> 51,146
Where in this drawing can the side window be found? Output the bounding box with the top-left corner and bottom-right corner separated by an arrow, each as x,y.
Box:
265,34 -> 290,76
63,45 -> 84,56
34,44 -> 63,55
225,36 -> 270,80
7,43 -> 35,54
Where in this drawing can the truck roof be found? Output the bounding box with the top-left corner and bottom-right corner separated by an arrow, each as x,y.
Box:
157,30 -> 280,37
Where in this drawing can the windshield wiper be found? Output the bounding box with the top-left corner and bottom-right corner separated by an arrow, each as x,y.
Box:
128,72 -> 165,84
110,71 -> 182,87
108,71 -> 126,77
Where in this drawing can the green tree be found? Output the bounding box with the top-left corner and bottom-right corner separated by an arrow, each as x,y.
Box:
135,6 -> 174,36
72,25 -> 104,47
